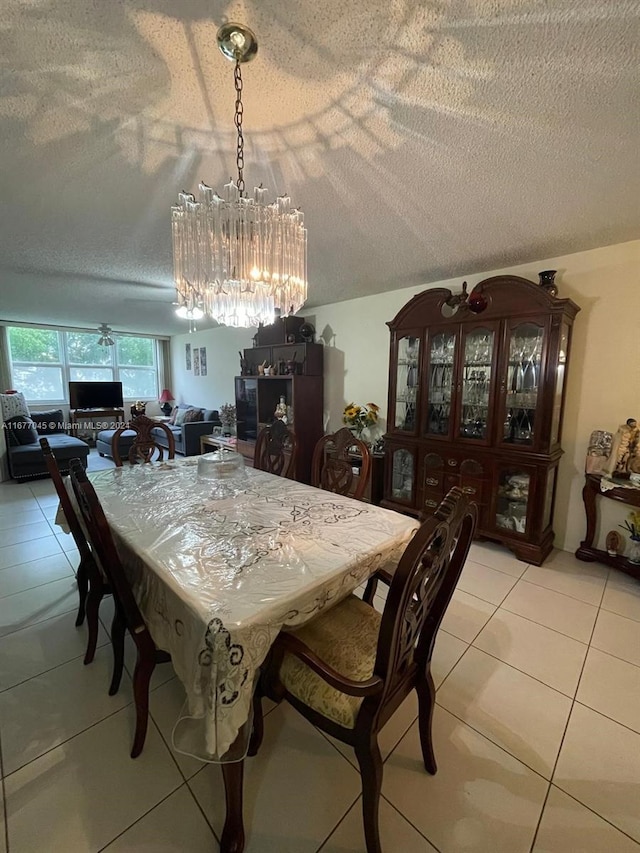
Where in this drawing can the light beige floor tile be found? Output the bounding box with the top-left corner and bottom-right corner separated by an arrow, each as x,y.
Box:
103,784 -> 218,851
0,496 -> 40,514
0,509 -> 45,530
576,648 -> 640,734
149,677 -> 204,780
4,706 -> 182,853
189,703 -> 361,853
591,608 -> 640,666
554,703 -> 640,843
501,579 -> 598,642
0,609 -> 108,692
0,552 -> 74,599
64,548 -> 80,573
0,520 -> 52,547
601,575 -> 640,623
55,531 -> 78,553
532,785 -> 640,853
34,493 -> 61,508
27,480 -> 57,497
0,644 -> 133,774
522,560 -> 608,606
467,541 -> 528,578
432,629 -> 468,689
0,535 -> 63,571
0,781 -> 5,853
473,609 -> 588,697
39,503 -> 61,521
0,576 -> 78,638
322,795 -> 438,852
439,589 -> 496,643
456,559 -> 518,604
437,647 -> 572,778
383,706 -> 548,853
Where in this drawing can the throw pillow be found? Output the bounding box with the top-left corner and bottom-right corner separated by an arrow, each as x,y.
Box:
183,407 -> 204,423
169,406 -> 179,425
173,407 -> 188,426
5,415 -> 39,447
0,391 -> 30,422
30,409 -> 65,435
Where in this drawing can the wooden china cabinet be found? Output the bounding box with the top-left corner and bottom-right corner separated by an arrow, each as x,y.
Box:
381,274 -> 580,565
235,316 -> 324,484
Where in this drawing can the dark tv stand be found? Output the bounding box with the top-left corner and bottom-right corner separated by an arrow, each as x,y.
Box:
69,408 -> 125,443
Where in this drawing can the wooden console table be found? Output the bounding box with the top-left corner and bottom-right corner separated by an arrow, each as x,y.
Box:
69,408 -> 125,443
575,473 -> 640,581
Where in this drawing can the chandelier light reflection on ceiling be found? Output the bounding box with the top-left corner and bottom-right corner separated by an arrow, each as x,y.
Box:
171,23 -> 308,329
97,324 -> 115,347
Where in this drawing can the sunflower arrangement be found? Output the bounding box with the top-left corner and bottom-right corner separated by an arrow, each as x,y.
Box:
620,509 -> 640,541
343,402 -> 379,438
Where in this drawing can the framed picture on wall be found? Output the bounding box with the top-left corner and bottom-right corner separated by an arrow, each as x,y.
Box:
193,346 -> 200,376
186,343 -> 192,371
200,347 -> 207,376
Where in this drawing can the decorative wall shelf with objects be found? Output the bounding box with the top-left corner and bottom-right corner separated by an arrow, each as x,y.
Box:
381,272 -> 580,565
234,316 -> 323,484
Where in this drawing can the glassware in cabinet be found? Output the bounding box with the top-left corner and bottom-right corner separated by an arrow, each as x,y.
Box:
390,446 -> 416,504
425,331 -> 456,437
495,467 -> 532,535
394,335 -> 420,432
458,325 -> 496,441
501,321 -> 545,446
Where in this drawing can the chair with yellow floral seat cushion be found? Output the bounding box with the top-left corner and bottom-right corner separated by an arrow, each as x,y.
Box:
311,427 -> 371,501
256,487 -> 477,853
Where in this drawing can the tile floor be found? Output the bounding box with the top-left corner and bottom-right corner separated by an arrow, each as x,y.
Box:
1,458 -> 639,852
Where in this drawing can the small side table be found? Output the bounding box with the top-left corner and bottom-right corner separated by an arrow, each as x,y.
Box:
200,434 -> 237,455
575,473 -> 640,582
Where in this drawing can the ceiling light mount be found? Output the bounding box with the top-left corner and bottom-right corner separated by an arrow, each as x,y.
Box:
171,23 -> 307,329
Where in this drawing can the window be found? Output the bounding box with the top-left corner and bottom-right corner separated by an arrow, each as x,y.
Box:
7,326 -> 162,404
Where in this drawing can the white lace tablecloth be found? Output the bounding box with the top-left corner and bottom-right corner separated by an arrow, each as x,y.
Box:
64,459 -> 419,761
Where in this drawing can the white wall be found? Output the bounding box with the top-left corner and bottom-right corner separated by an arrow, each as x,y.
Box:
170,239 -> 640,552
170,325 -> 253,411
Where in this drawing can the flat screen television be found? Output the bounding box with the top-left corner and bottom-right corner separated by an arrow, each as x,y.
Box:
69,381 -> 124,410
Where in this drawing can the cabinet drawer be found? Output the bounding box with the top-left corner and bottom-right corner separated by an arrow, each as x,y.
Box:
422,492 -> 441,514
460,478 -> 485,502
445,473 -> 460,491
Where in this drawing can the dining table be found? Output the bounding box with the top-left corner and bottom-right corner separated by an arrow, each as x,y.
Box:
60,456 -> 419,851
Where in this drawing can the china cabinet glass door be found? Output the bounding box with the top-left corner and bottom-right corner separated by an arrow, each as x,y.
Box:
457,325 -> 496,441
551,321 -> 569,445
425,330 -> 456,438
390,446 -> 416,504
394,335 -> 420,432
501,320 -> 545,447
494,466 -> 533,536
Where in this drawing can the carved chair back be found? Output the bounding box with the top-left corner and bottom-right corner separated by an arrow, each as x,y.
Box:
69,459 -> 149,640
311,427 -> 371,501
39,438 -> 91,560
254,421 -> 298,478
112,415 -> 175,467
372,488 -> 476,712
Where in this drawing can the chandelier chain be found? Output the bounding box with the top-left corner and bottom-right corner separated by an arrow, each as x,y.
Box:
234,60 -> 245,196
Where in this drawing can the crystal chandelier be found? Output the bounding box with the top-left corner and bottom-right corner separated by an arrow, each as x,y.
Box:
171,23 -> 308,329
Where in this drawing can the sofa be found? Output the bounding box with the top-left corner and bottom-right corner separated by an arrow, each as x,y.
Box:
2,401 -> 90,481
152,405 -> 222,456
95,405 -> 221,459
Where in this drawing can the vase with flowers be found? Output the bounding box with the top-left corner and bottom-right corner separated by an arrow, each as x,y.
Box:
619,510 -> 640,564
342,402 -> 379,443
220,403 -> 237,437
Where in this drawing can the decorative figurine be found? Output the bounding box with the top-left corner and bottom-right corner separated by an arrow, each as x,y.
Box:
539,270 -> 559,297
603,418 -> 640,477
606,530 -> 623,557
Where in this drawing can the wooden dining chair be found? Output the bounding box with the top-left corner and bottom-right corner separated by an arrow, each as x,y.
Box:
111,414 -> 175,467
40,439 -> 108,664
69,459 -> 171,758
254,487 -> 477,853
311,427 -> 371,501
254,420 -> 298,479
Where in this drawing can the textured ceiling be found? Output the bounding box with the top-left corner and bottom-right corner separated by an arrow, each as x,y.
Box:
0,0 -> 639,335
